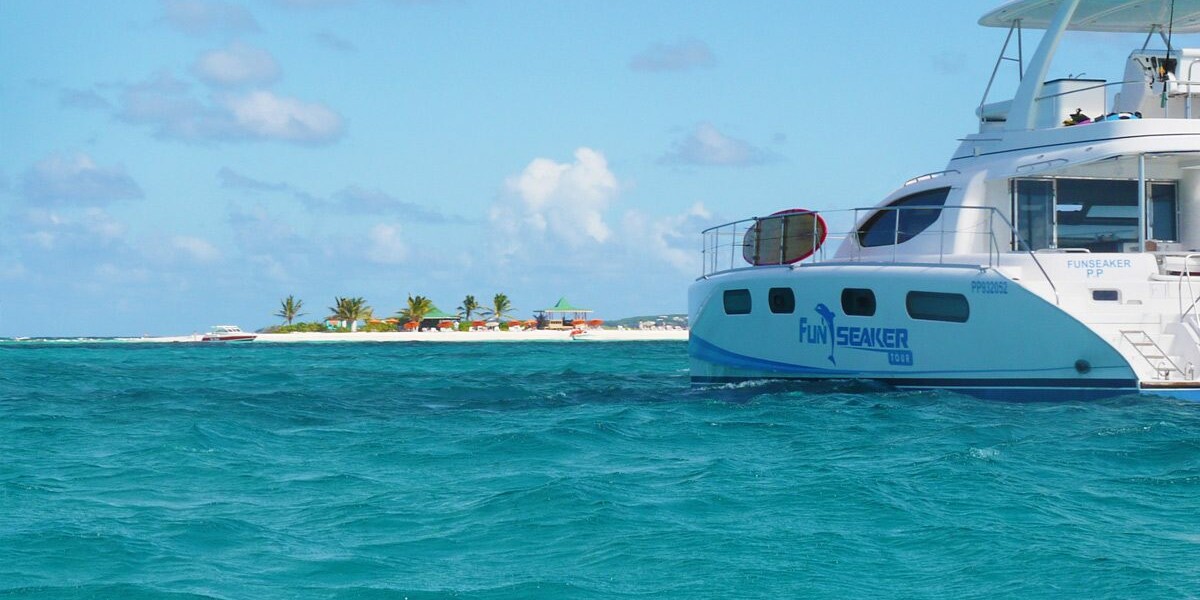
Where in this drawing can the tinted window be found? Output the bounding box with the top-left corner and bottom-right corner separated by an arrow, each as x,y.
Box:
858,187 -> 951,247
841,288 -> 876,316
768,287 -> 795,314
906,291 -> 969,322
1092,289 -> 1119,302
1055,178 -> 1138,252
723,289 -> 751,315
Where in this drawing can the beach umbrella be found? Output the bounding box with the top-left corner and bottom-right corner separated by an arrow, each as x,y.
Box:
471,320 -> 485,328
587,319 -> 603,327
525,319 -> 537,326
384,318 -> 399,324
403,321 -> 418,331
438,320 -> 454,329
571,319 -> 586,326
507,320 -> 523,329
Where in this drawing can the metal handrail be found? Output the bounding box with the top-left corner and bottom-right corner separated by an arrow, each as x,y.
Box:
699,205 -> 1061,304
903,170 -> 960,187
1177,253 -> 1200,320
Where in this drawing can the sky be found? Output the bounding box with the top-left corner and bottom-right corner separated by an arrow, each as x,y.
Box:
1,0 -> 1193,336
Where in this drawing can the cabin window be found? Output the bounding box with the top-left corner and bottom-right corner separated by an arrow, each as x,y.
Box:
1055,179 -> 1139,252
1014,179 -> 1054,251
857,187 -> 951,248
906,291 -> 969,323
1092,289 -> 1120,302
723,289 -> 752,315
1151,183 -> 1178,242
841,288 -> 876,316
768,287 -> 795,314
1013,178 -> 1178,251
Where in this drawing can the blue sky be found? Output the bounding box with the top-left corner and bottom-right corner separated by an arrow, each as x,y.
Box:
1,0 -> 1189,336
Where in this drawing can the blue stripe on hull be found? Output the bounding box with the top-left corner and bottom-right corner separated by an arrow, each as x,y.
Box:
689,375 -> 1199,402
691,374 -> 1137,403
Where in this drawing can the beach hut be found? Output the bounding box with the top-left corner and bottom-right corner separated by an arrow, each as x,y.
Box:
418,306 -> 458,330
535,297 -> 593,329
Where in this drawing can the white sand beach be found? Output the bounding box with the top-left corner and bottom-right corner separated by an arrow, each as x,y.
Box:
137,329 -> 689,343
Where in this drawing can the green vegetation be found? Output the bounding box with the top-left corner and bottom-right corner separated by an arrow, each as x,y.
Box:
361,320 -> 396,332
458,295 -> 480,321
485,293 -> 513,321
396,295 -> 433,327
275,295 -> 306,326
262,321 -> 326,333
329,296 -> 371,332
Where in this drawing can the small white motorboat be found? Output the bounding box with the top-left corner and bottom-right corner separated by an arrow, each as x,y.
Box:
200,325 -> 257,342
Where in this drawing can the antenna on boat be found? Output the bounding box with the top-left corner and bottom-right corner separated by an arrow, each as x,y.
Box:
1162,0 -> 1177,107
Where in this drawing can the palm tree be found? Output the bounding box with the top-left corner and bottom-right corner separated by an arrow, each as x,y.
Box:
485,293 -> 513,321
458,295 -> 479,321
275,295 -> 305,326
396,295 -> 434,328
329,296 -> 370,332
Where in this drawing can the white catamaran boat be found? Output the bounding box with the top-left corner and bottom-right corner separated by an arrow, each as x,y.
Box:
689,0 -> 1200,401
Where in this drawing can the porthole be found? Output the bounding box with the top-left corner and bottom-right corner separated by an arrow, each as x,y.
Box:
723,289 -> 752,315
1092,290 -> 1119,302
768,287 -> 795,314
906,291 -> 969,323
841,288 -> 876,316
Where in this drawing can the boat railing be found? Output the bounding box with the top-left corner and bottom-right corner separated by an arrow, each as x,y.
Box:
903,170 -> 960,187
1175,253 -> 1200,323
700,205 -> 1060,303
1030,77 -> 1200,120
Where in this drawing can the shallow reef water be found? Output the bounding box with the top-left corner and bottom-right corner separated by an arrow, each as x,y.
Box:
1,340 -> 1198,599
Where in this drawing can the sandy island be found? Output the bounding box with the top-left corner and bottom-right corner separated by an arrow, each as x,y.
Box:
138,329 -> 689,343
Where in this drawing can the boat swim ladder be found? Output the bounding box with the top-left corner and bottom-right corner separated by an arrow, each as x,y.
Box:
1120,330 -> 1187,381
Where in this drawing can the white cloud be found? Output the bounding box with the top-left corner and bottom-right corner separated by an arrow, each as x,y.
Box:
21,154 -> 143,206
335,186 -> 454,221
161,0 -> 260,36
171,236 -> 221,262
630,39 -> 716,72
364,223 -> 408,264
660,123 -> 774,167
193,42 -> 281,87
221,90 -> 343,143
620,203 -> 713,273
116,72 -> 345,144
499,147 -> 618,251
21,208 -> 129,251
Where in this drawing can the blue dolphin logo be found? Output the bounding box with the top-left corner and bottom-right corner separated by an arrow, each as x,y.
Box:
814,303 -> 836,364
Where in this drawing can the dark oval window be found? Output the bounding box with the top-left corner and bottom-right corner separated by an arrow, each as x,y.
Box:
906,291 -> 969,323
768,287 -> 795,314
858,187 -> 952,247
1092,289 -> 1119,302
841,288 -> 876,316
723,289 -> 752,315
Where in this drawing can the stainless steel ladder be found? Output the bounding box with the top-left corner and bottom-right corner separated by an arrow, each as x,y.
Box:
1120,330 -> 1186,380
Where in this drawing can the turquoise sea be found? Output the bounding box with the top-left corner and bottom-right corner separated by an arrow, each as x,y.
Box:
1,340 -> 1199,599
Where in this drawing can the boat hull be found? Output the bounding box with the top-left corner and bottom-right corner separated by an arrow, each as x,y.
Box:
685,263 -> 1196,401
200,335 -> 257,342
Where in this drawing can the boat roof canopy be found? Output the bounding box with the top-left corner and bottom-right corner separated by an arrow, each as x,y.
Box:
980,0 -> 1200,33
